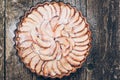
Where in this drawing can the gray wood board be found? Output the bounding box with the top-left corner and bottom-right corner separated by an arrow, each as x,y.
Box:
0,0 -> 119,80
6,0 -> 33,80
0,0 -> 5,80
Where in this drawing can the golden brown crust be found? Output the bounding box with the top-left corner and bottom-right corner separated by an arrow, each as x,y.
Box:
15,1 -> 92,78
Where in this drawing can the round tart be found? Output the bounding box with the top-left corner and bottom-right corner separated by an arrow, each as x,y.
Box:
15,2 -> 91,78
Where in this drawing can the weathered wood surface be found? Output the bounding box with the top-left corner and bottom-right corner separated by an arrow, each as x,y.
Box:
0,0 -> 119,80
0,0 -> 5,80
6,0 -> 33,80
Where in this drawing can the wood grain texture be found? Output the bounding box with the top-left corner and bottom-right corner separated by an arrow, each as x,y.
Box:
6,0 -> 33,80
86,0 -> 120,80
0,0 -> 4,80
0,0 -> 119,80
86,0 -> 99,80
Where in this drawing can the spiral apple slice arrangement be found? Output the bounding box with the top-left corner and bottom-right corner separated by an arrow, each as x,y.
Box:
15,2 -> 91,78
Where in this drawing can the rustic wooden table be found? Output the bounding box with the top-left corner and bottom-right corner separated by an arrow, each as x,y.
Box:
0,0 -> 120,80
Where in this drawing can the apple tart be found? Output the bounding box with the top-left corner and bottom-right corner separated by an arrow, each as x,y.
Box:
15,2 -> 91,78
